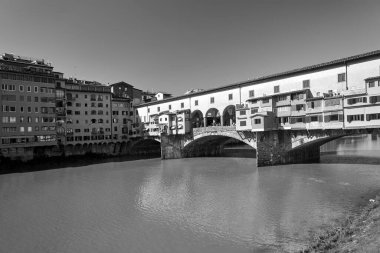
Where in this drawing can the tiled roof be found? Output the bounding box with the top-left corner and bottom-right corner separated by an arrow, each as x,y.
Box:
364,76 -> 380,81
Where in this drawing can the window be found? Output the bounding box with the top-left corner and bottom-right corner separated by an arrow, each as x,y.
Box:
330,114 -> 339,121
239,110 -> 246,116
262,98 -> 270,104
157,106 -> 160,112
249,90 -> 255,97
35,97 -> 38,102
181,102 -> 184,108
295,104 -> 305,111
20,127 -> 25,132
210,97 -> 214,104
148,108 -> 150,113
254,119 -> 261,124
303,80 -> 310,89
347,97 -> 367,105
228,94 -> 233,100
366,113 -> 380,121
251,108 -> 258,114
19,85 -> 24,92
34,86 -> 38,93
27,127 -> 32,132
347,114 -> 364,122
27,86 -> 31,92
195,100 -> 198,106
274,85 -> 280,93
310,116 -> 319,122
240,121 -> 246,126
35,107 -> 38,113
368,81 -> 376,88
169,105 -> 172,110
338,73 -> 346,82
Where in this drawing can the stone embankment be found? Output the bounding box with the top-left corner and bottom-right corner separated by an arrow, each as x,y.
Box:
301,195 -> 380,252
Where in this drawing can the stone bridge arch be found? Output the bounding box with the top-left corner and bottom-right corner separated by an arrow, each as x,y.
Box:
176,127 -> 257,159
185,130 -> 256,149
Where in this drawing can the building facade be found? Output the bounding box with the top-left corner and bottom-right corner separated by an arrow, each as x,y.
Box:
65,79 -> 112,145
0,53 -> 57,160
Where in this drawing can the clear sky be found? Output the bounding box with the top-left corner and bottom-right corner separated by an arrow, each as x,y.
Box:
1,0 -> 380,95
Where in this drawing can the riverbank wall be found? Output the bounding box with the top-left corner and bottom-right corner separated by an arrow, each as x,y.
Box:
0,142 -> 161,172
301,195 -> 380,252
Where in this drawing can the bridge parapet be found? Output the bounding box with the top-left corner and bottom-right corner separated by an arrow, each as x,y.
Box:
193,126 -> 236,136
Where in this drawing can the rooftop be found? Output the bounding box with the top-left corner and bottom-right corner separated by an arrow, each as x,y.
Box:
1,53 -> 52,68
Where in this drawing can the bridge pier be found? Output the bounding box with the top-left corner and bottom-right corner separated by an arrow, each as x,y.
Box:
161,134 -> 186,159
256,130 -> 321,167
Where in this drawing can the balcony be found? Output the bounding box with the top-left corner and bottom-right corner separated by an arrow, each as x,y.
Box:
276,110 -> 291,117
289,122 -> 306,129
306,106 -> 323,114
341,88 -> 366,96
275,99 -> 291,107
55,108 -> 66,116
291,99 -> 306,105
291,109 -> 306,116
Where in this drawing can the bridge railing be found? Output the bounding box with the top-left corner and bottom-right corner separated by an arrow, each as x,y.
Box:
193,126 -> 236,135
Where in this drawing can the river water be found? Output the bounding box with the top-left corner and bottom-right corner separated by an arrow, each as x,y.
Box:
0,135 -> 380,253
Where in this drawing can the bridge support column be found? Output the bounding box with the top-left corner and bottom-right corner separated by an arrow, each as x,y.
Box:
256,131 -> 320,167
161,134 -> 186,159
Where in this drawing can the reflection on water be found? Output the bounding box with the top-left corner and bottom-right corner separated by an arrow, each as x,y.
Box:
321,134 -> 380,156
321,134 -> 380,164
0,151 -> 380,252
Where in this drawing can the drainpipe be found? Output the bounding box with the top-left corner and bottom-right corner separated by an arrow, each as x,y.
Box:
345,61 -> 348,91
343,61 -> 348,130
239,85 -> 242,105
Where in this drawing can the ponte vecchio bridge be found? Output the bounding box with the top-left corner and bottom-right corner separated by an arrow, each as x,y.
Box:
135,50 -> 380,166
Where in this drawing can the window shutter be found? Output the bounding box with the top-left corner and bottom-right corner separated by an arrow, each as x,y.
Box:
324,115 -> 330,122
338,114 -> 343,122
366,114 -> 370,121
319,115 -> 323,122
305,116 -> 311,123
291,105 -> 296,111
363,97 -> 367,103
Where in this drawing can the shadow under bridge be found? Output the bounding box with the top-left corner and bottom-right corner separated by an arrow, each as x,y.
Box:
182,128 -> 256,158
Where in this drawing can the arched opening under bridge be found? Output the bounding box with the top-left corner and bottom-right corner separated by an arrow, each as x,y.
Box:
183,135 -> 256,158
130,138 -> 161,157
205,108 -> 221,127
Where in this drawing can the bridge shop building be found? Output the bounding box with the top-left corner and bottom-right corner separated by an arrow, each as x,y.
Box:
136,50 -> 380,166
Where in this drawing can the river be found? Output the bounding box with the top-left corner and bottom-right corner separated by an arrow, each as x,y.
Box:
0,135 -> 379,252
